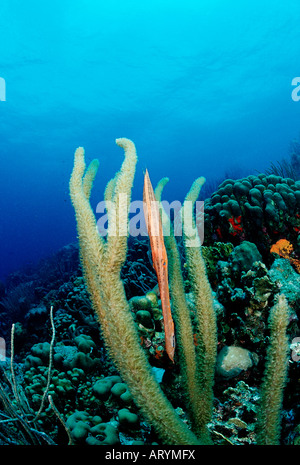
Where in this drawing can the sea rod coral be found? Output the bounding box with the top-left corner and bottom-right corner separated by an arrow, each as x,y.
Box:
69,137 -> 291,445
69,138 -> 217,445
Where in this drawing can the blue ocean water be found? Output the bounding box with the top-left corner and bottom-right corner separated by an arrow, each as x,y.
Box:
0,0 -> 300,281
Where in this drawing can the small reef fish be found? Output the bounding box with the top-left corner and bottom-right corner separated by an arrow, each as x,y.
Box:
143,169 -> 175,362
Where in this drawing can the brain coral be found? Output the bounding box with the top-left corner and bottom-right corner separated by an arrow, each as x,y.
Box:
204,174 -> 300,259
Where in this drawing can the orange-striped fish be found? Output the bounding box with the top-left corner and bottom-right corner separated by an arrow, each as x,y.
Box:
143,169 -> 175,362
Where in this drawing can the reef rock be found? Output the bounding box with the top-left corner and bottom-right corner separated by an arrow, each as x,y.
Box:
216,345 -> 256,378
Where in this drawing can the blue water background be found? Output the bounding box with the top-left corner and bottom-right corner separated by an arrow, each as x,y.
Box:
0,0 -> 300,280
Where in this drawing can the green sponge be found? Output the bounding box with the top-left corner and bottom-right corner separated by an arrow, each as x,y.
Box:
92,375 -> 122,400
66,411 -> 91,443
118,408 -> 139,428
74,334 -> 96,354
111,382 -> 133,404
86,423 -> 119,445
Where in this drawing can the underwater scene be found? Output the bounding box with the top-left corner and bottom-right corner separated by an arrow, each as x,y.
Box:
0,0 -> 300,450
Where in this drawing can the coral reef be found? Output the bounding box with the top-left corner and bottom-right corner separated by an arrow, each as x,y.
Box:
0,139 -> 299,446
204,174 -> 300,262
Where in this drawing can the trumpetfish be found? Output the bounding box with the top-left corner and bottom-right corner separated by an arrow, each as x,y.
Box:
143,169 -> 175,362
